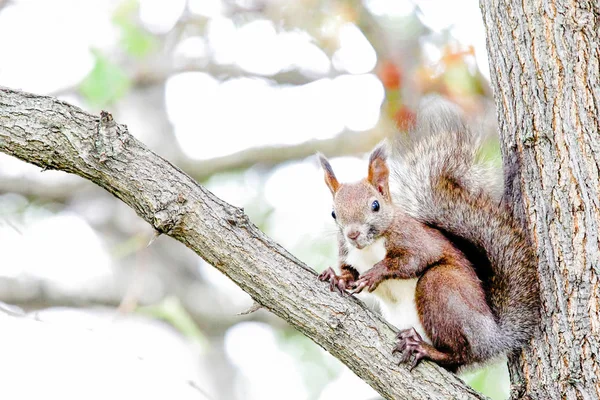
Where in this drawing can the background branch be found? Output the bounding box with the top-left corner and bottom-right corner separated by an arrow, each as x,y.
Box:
179,125 -> 389,181
50,60 -> 344,98
0,87 -> 484,400
0,125 -> 387,201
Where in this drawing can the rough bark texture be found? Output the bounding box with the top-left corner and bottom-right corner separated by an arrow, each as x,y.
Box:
480,1 -> 600,399
0,88 -> 485,400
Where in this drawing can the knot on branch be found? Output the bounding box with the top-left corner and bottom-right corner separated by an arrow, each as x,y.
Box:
152,192 -> 189,234
326,309 -> 351,330
327,315 -> 343,330
225,207 -> 249,227
95,111 -> 130,163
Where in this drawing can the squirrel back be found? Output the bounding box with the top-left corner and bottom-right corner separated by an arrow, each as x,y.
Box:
388,102 -> 540,353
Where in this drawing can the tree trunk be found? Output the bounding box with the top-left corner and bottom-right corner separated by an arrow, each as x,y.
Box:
480,1 -> 600,398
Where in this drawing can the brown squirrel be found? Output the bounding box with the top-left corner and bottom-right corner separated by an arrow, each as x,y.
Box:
317,105 -> 539,371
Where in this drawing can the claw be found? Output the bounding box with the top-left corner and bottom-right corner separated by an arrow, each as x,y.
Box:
350,267 -> 384,294
393,328 -> 426,370
392,337 -> 417,355
319,267 -> 352,296
396,328 -> 422,341
399,348 -> 412,363
336,279 -> 348,296
409,351 -> 425,371
318,267 -> 335,282
350,280 -> 368,294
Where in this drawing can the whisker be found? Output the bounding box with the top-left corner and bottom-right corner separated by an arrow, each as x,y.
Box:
319,227 -> 340,238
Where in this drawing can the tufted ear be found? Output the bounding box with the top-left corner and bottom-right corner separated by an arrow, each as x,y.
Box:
317,153 -> 340,195
367,143 -> 390,200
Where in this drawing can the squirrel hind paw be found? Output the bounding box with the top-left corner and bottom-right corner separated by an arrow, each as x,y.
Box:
392,328 -> 429,369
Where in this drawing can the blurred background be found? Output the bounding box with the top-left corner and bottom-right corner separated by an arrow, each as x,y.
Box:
0,0 -> 507,399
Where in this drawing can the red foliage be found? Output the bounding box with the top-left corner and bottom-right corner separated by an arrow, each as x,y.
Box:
378,60 -> 402,90
441,45 -> 476,66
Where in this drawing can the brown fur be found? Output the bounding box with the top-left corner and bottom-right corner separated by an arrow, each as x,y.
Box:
415,262 -> 495,370
318,105 -> 540,372
318,153 -> 340,195
388,104 -> 539,362
368,146 -> 391,200
319,145 -> 500,370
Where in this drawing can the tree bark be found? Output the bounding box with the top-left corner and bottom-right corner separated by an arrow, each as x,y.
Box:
0,88 -> 485,400
480,1 -> 600,398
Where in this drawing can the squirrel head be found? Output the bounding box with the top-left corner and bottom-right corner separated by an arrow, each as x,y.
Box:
318,143 -> 394,250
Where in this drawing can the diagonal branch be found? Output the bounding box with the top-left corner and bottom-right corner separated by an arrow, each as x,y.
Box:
0,87 -> 485,400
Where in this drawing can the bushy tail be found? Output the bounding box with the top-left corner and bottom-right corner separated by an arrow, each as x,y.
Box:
389,100 -> 539,351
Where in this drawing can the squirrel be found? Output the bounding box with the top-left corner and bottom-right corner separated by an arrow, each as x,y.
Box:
317,104 -> 540,372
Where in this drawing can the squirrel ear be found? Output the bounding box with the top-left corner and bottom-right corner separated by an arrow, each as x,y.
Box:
317,153 -> 340,195
368,143 -> 390,200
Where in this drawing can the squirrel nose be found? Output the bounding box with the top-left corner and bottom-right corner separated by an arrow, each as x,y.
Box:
347,230 -> 361,240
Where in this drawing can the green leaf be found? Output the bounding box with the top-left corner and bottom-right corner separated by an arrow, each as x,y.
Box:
119,23 -> 157,58
461,360 -> 510,400
477,138 -> 502,168
112,0 -> 156,58
442,64 -> 480,95
79,50 -> 130,106
112,0 -> 138,26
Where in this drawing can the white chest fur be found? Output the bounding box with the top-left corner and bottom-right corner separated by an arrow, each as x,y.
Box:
344,238 -> 430,343
345,238 -> 387,274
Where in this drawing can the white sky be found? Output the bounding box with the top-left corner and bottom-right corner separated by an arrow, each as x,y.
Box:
0,310 -> 209,400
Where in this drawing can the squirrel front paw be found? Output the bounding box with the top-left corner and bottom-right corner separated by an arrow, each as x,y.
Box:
350,266 -> 386,294
318,267 -> 352,296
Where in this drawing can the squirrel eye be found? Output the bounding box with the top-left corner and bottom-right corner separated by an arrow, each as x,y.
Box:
331,210 -> 336,219
371,200 -> 380,212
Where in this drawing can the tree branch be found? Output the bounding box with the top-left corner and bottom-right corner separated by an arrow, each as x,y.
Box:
179,126 -> 388,182
0,125 -> 386,202
0,276 -> 283,336
0,173 -> 89,202
0,87 -> 485,400
50,60 -> 343,98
